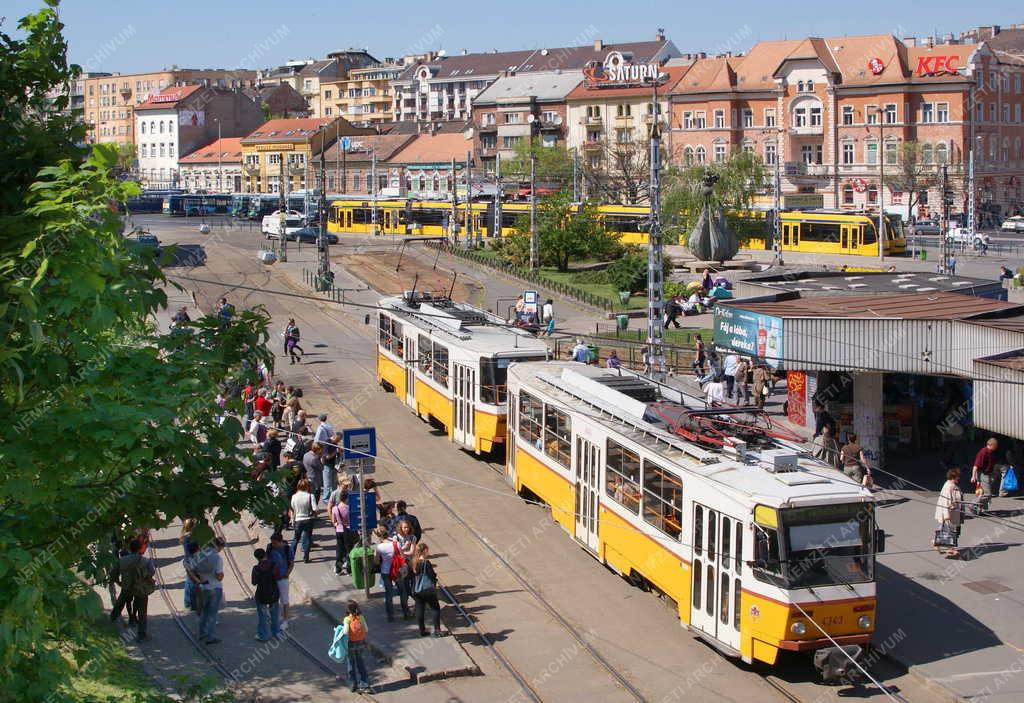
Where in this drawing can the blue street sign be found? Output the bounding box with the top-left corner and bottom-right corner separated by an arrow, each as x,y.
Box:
342,427 -> 376,461
347,491 -> 377,533
341,136 -> 351,152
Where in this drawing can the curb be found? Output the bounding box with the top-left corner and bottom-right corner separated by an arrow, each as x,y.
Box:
876,650 -> 967,703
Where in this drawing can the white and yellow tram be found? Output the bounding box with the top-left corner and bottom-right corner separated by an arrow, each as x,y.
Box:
506,361 -> 883,672
375,293 -> 548,454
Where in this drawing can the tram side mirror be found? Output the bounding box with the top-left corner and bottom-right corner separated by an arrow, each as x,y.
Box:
875,529 -> 886,553
364,314 -> 370,325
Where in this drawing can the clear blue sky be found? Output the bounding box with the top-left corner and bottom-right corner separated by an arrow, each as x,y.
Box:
4,0 -> 1021,74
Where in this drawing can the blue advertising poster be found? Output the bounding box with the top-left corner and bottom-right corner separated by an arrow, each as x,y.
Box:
347,491 -> 378,533
713,305 -> 785,368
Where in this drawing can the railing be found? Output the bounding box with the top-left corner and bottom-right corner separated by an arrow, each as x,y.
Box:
301,268 -> 368,303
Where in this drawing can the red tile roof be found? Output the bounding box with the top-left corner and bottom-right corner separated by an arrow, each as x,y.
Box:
242,117 -> 337,144
387,132 -> 471,165
135,84 -> 204,110
179,137 -> 244,164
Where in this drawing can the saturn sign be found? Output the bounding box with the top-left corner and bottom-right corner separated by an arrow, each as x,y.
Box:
584,51 -> 660,86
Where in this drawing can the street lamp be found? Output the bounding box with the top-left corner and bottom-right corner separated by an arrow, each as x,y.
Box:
645,71 -> 669,381
868,106 -> 887,261
213,117 -> 222,193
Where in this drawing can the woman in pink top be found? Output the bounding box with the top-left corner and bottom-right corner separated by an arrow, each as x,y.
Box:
331,490 -> 350,575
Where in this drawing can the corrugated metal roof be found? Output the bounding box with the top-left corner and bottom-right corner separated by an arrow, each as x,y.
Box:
721,292 -> 1024,320
474,70 -> 584,105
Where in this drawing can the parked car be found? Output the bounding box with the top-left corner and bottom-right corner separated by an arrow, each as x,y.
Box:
946,227 -> 991,250
125,230 -> 162,257
1001,216 -> 1024,232
287,226 -> 338,245
912,219 -> 940,236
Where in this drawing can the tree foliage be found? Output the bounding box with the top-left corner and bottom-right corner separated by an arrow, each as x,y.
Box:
661,150 -> 770,243
888,141 -> 940,219
500,192 -> 619,272
501,139 -> 574,184
0,5 -> 275,699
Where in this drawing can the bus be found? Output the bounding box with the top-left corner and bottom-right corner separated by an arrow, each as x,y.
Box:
162,193 -> 232,216
245,194 -> 308,220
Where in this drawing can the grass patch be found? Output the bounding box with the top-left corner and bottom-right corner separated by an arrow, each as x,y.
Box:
62,620 -> 229,702
594,327 -> 712,348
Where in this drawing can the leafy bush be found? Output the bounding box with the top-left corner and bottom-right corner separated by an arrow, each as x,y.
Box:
608,253 -> 649,293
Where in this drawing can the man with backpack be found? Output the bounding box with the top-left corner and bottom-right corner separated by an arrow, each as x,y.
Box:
251,548 -> 282,642
109,538 -> 156,641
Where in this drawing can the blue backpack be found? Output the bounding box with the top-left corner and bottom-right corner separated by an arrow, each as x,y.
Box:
1002,466 -> 1018,494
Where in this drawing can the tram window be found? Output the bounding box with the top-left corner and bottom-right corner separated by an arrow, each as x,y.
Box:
862,223 -> 878,245
721,519 -> 731,569
800,222 -> 841,242
378,314 -> 392,351
605,440 -> 640,514
735,523 -> 743,575
752,526 -> 784,585
432,342 -> 449,388
412,208 -> 447,227
643,461 -> 682,539
392,320 -> 404,358
352,208 -> 372,225
418,334 -> 432,373
733,579 -> 741,631
543,406 -> 571,468
692,560 -> 702,609
705,564 -> 715,616
328,208 -> 338,224
694,505 -> 703,556
720,573 -> 730,624
708,510 -> 717,561
518,391 -> 543,447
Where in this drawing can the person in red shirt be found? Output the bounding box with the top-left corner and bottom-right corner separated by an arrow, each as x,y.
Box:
254,389 -> 272,418
971,437 -> 999,512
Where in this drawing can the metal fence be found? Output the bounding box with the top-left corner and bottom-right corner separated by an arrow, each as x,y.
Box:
301,268 -> 366,304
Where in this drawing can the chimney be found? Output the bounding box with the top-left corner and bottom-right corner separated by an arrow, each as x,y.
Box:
594,39 -> 604,52
902,36 -> 917,47
656,28 -> 666,42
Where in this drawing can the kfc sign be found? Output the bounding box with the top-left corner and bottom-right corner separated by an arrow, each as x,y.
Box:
916,55 -> 961,77
868,58 -> 884,75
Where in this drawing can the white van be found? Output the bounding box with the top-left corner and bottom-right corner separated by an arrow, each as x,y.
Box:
261,210 -> 305,239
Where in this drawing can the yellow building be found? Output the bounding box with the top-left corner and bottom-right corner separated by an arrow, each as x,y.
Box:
319,64 -> 403,124
239,117 -> 373,194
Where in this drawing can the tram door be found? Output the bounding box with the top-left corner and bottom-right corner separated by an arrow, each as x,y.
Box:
452,363 -> 475,448
690,504 -> 743,651
404,336 -> 417,410
843,224 -> 857,252
574,437 -> 601,553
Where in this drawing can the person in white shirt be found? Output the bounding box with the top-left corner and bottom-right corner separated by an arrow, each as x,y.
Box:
289,479 -> 317,563
722,353 -> 739,400
314,414 -> 333,445
248,412 -> 266,445
195,538 -> 225,644
705,378 -> 726,407
542,299 -> 554,323
373,525 -> 410,621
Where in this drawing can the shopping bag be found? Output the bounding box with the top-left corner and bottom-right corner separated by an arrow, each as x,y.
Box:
327,624 -> 348,662
1002,466 -> 1019,494
933,522 -> 958,548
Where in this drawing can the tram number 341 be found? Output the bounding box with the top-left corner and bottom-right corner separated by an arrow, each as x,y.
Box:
821,615 -> 843,627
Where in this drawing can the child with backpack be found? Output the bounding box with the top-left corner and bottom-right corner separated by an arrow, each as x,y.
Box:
343,601 -> 371,693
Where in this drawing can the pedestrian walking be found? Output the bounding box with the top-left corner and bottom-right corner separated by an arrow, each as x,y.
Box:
543,314 -> 555,337
290,479 -> 317,563
812,401 -> 836,440
251,548 -> 282,641
194,537 -> 225,644
411,543 -> 443,637
331,488 -> 352,575
303,443 -> 325,504
322,435 -> 339,505
733,357 -> 750,405
934,467 -> 964,558
373,525 -> 410,621
948,254 -> 957,276
268,532 -> 295,624
815,424 -> 840,468
722,352 -> 739,400
840,433 -> 871,486
109,538 -> 156,641
343,601 -> 371,693
691,334 -> 706,376
542,299 -> 554,324
752,362 -> 769,410
698,348 -> 722,386
971,437 -> 999,513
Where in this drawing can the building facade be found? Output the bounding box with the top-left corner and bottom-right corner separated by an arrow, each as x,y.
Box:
393,36 -> 679,124
134,86 -> 264,189
178,137 -> 244,193
240,117 -> 374,194
82,69 -> 257,146
386,132 -> 473,198
319,63 -> 403,123
259,50 -> 379,119
669,35 -> 1024,222
318,134 -> 415,194
471,70 -> 583,172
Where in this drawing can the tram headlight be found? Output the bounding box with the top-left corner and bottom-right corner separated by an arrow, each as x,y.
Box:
790,621 -> 807,635
858,615 -> 872,630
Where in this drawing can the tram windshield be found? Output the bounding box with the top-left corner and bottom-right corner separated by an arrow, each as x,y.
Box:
480,355 -> 547,405
780,503 -> 875,587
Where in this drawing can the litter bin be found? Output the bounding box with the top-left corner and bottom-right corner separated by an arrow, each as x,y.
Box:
919,249 -> 927,261
618,291 -> 631,304
616,314 -> 629,331
587,344 -> 600,364
349,544 -> 375,590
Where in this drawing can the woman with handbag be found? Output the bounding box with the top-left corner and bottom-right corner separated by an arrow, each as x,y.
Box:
934,467 -> 964,558
411,543 -> 443,638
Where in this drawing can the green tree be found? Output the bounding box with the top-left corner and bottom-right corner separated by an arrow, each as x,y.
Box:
888,141 -> 939,223
502,192 -> 617,271
501,139 -> 573,185
0,5 -> 274,699
661,150 -> 770,243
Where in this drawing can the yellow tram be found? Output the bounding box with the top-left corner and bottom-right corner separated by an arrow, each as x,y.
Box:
375,293 -> 548,454
505,362 -> 882,675
743,210 -> 907,256
329,199 -> 650,245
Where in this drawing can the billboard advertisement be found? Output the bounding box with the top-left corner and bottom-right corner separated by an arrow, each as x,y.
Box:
713,305 -> 784,368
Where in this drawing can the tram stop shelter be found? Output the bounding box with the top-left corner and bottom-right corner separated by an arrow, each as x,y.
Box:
712,290 -> 1024,470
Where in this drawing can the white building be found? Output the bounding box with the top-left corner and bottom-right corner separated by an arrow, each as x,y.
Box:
178,137 -> 244,193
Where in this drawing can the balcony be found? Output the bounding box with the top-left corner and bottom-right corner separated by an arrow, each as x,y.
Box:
585,114 -> 603,125
614,114 -> 634,126
583,140 -> 603,151
784,161 -> 830,178
242,163 -> 260,175
789,123 -> 824,136
478,121 -> 497,133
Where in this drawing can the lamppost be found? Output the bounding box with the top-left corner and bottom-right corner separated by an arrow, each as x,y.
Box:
317,125 -> 330,287
762,125 -> 783,264
645,71 -> 669,381
213,117 -> 223,193
871,106 -> 886,261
